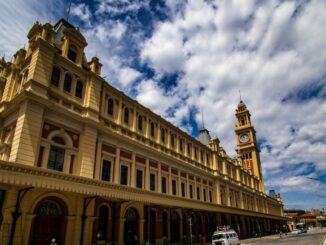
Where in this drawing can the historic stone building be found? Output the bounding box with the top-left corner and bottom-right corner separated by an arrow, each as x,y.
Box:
0,19 -> 285,245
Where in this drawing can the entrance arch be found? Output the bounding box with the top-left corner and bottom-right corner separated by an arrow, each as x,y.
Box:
170,210 -> 180,242
29,197 -> 67,245
149,209 -> 156,243
124,207 -> 139,244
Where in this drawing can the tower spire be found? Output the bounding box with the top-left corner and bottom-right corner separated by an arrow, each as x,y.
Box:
201,109 -> 205,129
239,89 -> 242,102
67,0 -> 72,21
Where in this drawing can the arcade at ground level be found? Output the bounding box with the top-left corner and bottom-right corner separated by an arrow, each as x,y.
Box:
0,187 -> 285,245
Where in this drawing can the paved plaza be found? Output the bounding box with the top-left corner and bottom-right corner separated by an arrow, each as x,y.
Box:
240,228 -> 326,245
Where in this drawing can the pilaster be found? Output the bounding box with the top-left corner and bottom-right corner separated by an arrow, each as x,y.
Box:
9,100 -> 44,165
78,125 -> 97,178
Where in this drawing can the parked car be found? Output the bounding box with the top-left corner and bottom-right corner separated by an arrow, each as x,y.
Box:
211,229 -> 240,245
291,229 -> 302,234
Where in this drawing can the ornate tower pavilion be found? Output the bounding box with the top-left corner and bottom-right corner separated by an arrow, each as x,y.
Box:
235,100 -> 265,192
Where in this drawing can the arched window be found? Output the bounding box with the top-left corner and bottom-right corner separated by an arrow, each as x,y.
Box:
161,128 -> 165,143
124,107 -> 129,124
64,74 -> 72,93
51,67 -> 60,87
75,80 -> 83,98
97,205 -> 109,240
107,98 -> 114,116
150,122 -> 155,138
68,45 -> 77,62
138,115 -> 143,131
48,136 -> 65,172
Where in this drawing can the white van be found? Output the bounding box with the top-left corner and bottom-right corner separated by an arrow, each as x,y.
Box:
211,229 -> 240,245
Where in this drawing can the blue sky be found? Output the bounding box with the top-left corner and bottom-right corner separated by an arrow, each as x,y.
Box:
0,0 -> 325,211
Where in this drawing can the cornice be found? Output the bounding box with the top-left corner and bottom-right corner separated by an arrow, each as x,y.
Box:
0,160 -> 285,220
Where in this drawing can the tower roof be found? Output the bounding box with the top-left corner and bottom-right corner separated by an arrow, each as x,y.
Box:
198,128 -> 211,146
236,100 -> 247,113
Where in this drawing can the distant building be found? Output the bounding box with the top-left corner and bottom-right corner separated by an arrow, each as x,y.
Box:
0,19 -> 285,244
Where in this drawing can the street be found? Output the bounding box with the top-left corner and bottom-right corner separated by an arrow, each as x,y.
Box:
241,228 -> 326,245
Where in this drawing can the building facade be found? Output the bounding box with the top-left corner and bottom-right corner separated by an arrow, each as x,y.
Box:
0,19 -> 285,245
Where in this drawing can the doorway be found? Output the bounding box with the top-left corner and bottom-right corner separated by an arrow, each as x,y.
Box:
29,197 -> 67,245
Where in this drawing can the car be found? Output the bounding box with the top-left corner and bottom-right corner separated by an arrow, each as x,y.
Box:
291,229 -> 302,234
211,229 -> 240,245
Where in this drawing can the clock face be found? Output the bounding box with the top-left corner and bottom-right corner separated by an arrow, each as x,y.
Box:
239,133 -> 249,143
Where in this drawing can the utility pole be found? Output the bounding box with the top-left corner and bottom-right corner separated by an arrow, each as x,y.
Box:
189,217 -> 192,245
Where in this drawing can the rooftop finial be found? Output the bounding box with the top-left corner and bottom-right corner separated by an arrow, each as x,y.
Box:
239,89 -> 242,102
67,0 -> 72,21
201,109 -> 205,129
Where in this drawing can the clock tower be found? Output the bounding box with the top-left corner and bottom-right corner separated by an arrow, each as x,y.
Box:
235,100 -> 264,191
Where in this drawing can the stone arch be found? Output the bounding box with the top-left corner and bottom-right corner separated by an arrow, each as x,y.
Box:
123,207 -> 139,244
48,129 -> 73,148
162,210 -> 168,238
29,195 -> 68,245
29,192 -> 73,215
170,210 -> 181,242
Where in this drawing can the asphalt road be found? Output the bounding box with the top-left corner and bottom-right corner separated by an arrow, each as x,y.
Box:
241,228 -> 326,245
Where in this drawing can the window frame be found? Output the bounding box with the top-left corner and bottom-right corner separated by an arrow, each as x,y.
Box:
136,167 -> 144,189
75,80 -> 83,99
100,157 -> 114,182
50,67 -> 61,87
161,175 -> 167,194
149,171 -> 157,192
120,162 -> 129,186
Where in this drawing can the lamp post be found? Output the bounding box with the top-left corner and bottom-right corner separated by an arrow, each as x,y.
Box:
189,218 -> 192,245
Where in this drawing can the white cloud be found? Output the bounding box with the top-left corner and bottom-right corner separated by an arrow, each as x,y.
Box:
136,79 -> 179,116
118,67 -> 141,88
71,3 -> 92,26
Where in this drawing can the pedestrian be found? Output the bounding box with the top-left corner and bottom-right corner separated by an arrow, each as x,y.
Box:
279,231 -> 282,238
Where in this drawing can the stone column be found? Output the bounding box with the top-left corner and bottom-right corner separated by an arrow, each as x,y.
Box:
41,144 -> 50,169
130,152 -> 136,187
117,217 -> 126,245
145,158 -> 150,190
186,174 -> 190,199
158,162 -> 162,193
113,148 -> 121,184
94,139 -> 102,179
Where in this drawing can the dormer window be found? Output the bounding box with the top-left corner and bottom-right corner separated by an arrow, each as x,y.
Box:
124,107 -> 129,124
64,74 -> 72,93
68,45 -> 77,63
107,98 -> 114,116
138,115 -> 143,131
75,80 -> 83,98
161,128 -> 165,143
170,133 -> 175,148
51,67 -> 60,87
150,122 -> 155,138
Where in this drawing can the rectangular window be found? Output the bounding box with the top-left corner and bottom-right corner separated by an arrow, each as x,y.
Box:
209,190 -> 212,203
101,159 -> 111,181
189,185 -> 193,199
120,165 -> 128,185
136,169 -> 143,188
203,189 -> 207,201
161,176 -> 167,194
68,48 -> 77,62
181,182 -> 186,197
172,180 -> 177,196
197,187 -> 200,200
48,146 -> 65,172
150,173 -> 156,191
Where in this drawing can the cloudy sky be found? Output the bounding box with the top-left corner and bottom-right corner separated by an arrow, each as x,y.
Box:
0,0 -> 325,210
